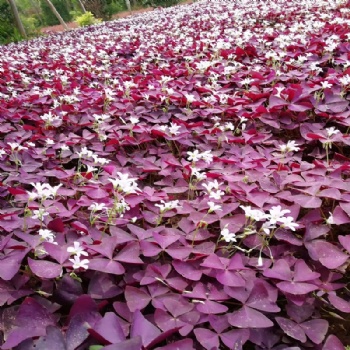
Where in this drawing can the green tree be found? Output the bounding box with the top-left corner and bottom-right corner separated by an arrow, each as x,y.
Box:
40,0 -> 72,26
7,0 -> 27,38
0,0 -> 23,44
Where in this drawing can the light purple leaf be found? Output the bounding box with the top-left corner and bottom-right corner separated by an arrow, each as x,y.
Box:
338,235 -> 350,253
28,258 -> 62,279
328,293 -> 350,313
228,306 -> 273,328
322,334 -> 345,350
263,259 -> 292,281
93,312 -> 125,344
306,240 -> 348,269
216,270 -> 246,287
220,329 -> 250,349
300,319 -> 328,344
277,281 -> 318,295
130,310 -> 161,347
193,328 -> 219,350
0,249 -> 30,281
88,258 -> 125,275
42,242 -> 70,264
172,260 -> 202,281
196,299 -> 228,314
154,339 -> 194,350
293,260 -> 320,282
125,286 -> 151,312
114,242 -> 143,264
275,317 -> 306,343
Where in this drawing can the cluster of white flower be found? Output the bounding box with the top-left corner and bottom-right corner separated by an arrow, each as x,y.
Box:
187,149 -> 213,164
40,111 -> 61,126
76,147 -> 110,165
28,182 -> 62,201
67,241 -> 89,270
109,172 -> 140,194
203,180 -> 225,200
221,225 -> 237,243
155,200 -> 180,213
240,205 -> 299,232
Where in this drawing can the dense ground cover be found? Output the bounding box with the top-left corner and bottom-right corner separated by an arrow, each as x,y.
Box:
1,0 -> 350,348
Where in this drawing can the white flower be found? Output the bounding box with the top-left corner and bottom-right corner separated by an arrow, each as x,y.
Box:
326,212 -> 335,225
326,127 -> 340,138
187,150 -> 201,162
130,116 -> 140,125
261,221 -> 276,235
279,216 -> 299,231
209,189 -> 225,200
159,125 -> 168,132
201,150 -> 213,164
208,201 -> 222,213
60,145 -> 70,151
279,140 -> 300,153
257,254 -> 263,267
240,205 -> 266,221
69,255 -> 89,270
203,180 -> 223,193
266,205 -> 291,225
38,229 -> 55,243
88,203 -> 106,211
67,241 -> 89,258
0,149 -> 6,157
191,168 -> 207,181
155,200 -> 180,213
46,139 -> 55,146
221,226 -> 237,243
8,142 -> 27,151
32,208 -> 49,220
321,81 -> 332,89
109,172 -> 140,194
225,122 -> 235,131
169,123 -> 181,135
274,86 -> 284,98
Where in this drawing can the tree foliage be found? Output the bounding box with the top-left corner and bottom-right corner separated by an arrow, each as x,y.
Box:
40,0 -> 72,25
0,0 -> 20,44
